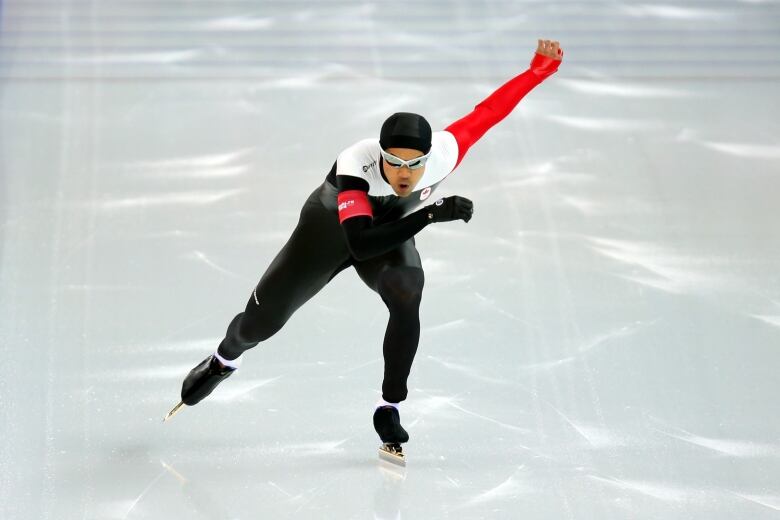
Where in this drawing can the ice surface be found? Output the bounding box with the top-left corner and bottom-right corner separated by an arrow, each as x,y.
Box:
1,1 -> 779,519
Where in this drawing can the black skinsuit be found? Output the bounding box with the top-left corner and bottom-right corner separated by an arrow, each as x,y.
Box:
217,175 -> 428,403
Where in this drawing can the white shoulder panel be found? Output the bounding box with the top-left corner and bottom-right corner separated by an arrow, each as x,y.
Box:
415,131 -> 459,189
335,138 -> 394,196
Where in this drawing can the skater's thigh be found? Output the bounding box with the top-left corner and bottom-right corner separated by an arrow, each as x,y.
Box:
353,238 -> 423,294
249,191 -> 351,316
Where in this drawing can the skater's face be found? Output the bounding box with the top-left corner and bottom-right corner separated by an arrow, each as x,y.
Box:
382,147 -> 427,197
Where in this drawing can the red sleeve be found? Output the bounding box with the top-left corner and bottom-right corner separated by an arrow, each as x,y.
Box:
445,52 -> 562,168
337,190 -> 373,224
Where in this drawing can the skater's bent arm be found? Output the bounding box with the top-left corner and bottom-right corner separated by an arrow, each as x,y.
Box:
338,189 -> 474,261
340,212 -> 430,262
445,39 -> 563,169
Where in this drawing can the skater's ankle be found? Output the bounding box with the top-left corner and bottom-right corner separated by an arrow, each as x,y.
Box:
214,350 -> 242,369
375,397 -> 399,411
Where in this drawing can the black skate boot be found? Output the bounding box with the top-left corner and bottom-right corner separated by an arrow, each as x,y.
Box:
374,405 -> 409,466
181,355 -> 236,405
164,355 -> 237,421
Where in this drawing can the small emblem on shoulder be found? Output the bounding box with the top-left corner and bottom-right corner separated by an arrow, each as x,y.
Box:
362,159 -> 377,173
420,187 -> 432,201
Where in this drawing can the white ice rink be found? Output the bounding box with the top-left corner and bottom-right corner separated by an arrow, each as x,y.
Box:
1,1 -> 779,519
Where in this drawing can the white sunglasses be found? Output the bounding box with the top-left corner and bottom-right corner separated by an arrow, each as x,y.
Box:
380,149 -> 431,170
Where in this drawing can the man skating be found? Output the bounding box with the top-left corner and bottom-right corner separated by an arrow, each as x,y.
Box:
167,39 -> 564,464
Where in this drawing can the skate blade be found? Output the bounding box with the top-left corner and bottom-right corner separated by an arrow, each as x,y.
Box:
378,443 -> 406,467
163,401 -> 186,422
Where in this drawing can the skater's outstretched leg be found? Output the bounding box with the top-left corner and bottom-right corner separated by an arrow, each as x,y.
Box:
168,183 -> 352,418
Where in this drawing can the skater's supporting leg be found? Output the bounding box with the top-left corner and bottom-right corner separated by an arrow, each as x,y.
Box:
376,266 -> 424,403
354,239 -> 424,404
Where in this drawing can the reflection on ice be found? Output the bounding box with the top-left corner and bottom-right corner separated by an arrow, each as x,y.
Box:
557,79 -> 692,98
98,189 -> 244,210
126,148 -> 255,170
617,3 -> 728,20
560,195 -> 602,216
677,129 -> 780,160
751,314 -> 780,328
199,16 -> 274,31
123,148 -> 253,179
699,141 -> 780,160
545,114 -> 664,132
64,50 -> 202,64
733,493 -> 780,512
587,237 -> 723,294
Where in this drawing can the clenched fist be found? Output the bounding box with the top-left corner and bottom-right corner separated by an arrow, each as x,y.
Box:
426,196 -> 474,223
536,39 -> 563,60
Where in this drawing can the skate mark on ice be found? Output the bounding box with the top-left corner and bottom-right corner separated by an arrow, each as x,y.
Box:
261,439 -> 351,458
473,292 -> 529,324
517,385 -> 620,449
444,397 -> 530,436
209,376 -> 282,402
186,250 -> 246,280
519,320 -> 655,372
121,469 -> 167,520
340,357 -> 381,375
585,236 -> 731,294
410,391 -> 531,437
422,319 -> 468,334
554,413 -> 625,449
160,460 -> 187,484
651,425 -> 780,458
95,363 -> 198,380
586,474 -> 693,503
425,355 -> 511,385
267,480 -> 296,499
455,466 -> 529,509
731,492 -> 780,512
444,476 -> 461,488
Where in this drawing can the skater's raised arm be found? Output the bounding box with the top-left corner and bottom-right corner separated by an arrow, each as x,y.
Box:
445,39 -> 563,169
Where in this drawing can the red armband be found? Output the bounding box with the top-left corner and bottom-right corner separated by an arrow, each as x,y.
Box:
337,190 -> 373,223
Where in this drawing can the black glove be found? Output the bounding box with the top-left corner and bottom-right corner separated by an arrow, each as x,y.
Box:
425,196 -> 474,223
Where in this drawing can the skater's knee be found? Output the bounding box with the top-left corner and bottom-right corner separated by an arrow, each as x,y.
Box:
377,267 -> 424,310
